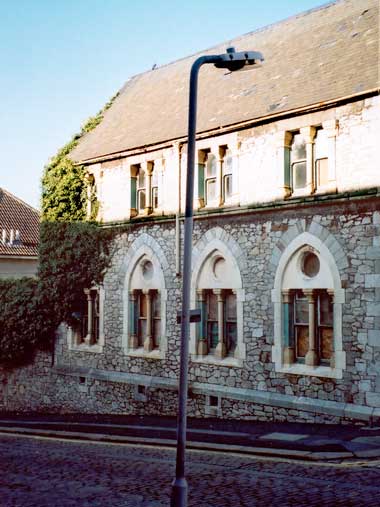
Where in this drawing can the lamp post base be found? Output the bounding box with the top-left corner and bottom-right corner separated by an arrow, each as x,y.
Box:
171,477 -> 188,507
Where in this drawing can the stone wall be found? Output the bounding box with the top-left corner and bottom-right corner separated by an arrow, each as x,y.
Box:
1,197 -> 379,425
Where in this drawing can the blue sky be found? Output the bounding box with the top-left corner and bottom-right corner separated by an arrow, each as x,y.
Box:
1,0 -> 328,209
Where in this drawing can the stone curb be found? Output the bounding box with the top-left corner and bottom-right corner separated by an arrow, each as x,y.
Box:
0,426 -> 363,462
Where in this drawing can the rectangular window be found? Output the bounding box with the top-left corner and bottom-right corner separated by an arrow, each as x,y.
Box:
152,186 -> 158,210
137,166 -> 146,213
222,149 -> 233,202
205,153 -> 217,204
317,291 -> 333,362
294,291 -> 309,360
137,292 -> 147,347
206,292 -> 218,350
291,133 -> 307,191
74,288 -> 100,346
152,291 -> 161,348
290,289 -> 333,365
314,127 -> 329,190
225,292 -> 237,354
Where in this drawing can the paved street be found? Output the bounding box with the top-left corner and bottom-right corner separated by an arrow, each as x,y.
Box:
1,434 -> 380,507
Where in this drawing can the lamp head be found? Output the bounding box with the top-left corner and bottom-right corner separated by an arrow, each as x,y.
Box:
214,46 -> 264,72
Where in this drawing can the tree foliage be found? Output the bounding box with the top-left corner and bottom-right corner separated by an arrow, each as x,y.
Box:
41,92 -> 119,221
1,92 -> 120,367
0,222 -> 113,367
0,278 -> 53,367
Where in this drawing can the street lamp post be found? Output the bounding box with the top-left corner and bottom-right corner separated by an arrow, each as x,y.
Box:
171,47 -> 264,507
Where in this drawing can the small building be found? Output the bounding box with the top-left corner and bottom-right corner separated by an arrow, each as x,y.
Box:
0,188 -> 39,279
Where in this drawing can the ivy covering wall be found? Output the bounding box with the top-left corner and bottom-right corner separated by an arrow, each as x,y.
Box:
0,93 -> 119,367
41,93 -> 119,221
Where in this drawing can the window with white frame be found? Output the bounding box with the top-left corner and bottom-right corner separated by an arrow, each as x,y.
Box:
222,148 -> 234,203
314,127 -> 329,190
198,146 -> 235,208
205,152 -> 217,204
127,254 -> 165,354
151,166 -> 159,211
192,247 -> 244,363
286,126 -> 330,196
272,233 -> 345,378
198,289 -> 237,357
137,165 -> 146,214
130,288 -> 161,350
290,132 -> 307,191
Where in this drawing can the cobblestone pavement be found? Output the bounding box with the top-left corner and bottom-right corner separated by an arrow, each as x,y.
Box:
1,434 -> 380,507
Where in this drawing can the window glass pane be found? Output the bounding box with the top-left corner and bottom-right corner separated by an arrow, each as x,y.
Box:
296,326 -> 309,358
152,187 -> 158,209
138,319 -> 146,340
320,327 -> 333,360
138,169 -> 145,188
293,161 -> 307,189
207,293 -> 217,320
152,168 -> 158,186
153,319 -> 161,347
206,154 -> 217,177
153,292 -> 161,318
294,294 -> 308,324
291,133 -> 306,161
138,190 -> 146,211
206,179 -> 216,201
226,322 -> 237,352
316,158 -> 329,187
314,128 -> 328,160
319,291 -> 333,326
226,293 -> 236,321
208,322 -> 218,349
139,294 -> 147,318
224,174 -> 233,199
223,150 -> 233,175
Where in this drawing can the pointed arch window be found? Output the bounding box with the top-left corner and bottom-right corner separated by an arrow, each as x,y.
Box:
272,233 -> 345,378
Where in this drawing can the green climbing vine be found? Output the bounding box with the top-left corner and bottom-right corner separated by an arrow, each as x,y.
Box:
41,92 -> 119,222
0,92 -> 120,367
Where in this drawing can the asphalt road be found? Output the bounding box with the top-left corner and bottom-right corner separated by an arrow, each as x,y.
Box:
1,434 -> 380,507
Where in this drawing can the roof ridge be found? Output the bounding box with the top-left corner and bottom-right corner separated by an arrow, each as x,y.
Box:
125,0 -> 339,80
0,187 -> 39,215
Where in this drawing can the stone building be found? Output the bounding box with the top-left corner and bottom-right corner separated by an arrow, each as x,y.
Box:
2,0 -> 380,424
0,188 -> 39,279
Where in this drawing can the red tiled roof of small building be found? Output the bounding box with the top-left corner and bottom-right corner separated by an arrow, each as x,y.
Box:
0,188 -> 39,257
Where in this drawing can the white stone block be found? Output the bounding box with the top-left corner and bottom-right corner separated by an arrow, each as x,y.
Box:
368,330 -> 380,347
365,275 -> 380,288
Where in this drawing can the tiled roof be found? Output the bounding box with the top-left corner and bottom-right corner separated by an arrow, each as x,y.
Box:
0,188 -> 39,257
71,0 -> 379,163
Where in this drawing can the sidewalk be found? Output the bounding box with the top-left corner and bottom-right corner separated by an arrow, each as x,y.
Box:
1,413 -> 380,461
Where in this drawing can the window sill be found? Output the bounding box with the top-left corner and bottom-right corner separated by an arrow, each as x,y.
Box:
277,363 -> 342,379
191,354 -> 243,368
126,347 -> 164,360
69,343 -> 104,354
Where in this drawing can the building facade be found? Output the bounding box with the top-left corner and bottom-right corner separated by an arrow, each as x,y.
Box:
1,0 -> 380,424
0,188 -> 39,279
